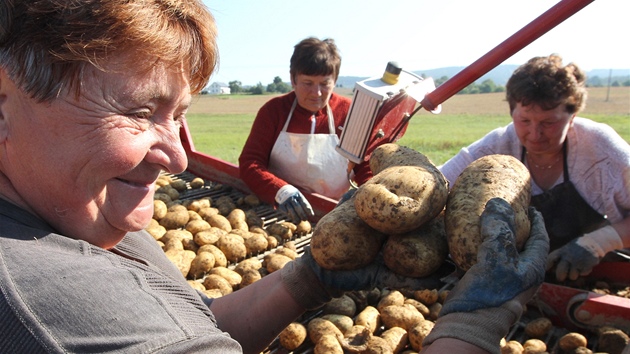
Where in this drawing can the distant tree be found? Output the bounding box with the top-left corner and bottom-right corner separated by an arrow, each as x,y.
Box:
229,80 -> 242,94
266,77 -> 291,93
273,76 -> 283,84
249,82 -> 264,95
478,79 -> 496,94
623,80 -> 630,87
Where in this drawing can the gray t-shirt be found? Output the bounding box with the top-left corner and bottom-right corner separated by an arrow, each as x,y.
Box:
0,198 -> 242,353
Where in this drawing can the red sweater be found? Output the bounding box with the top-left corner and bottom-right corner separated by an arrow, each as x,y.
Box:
238,91 -> 372,205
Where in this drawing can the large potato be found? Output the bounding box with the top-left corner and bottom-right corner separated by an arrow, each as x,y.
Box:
445,154 -> 531,271
279,322 -> 307,351
310,197 -> 386,270
369,143 -> 435,175
382,212 -> 448,277
355,144 -> 448,234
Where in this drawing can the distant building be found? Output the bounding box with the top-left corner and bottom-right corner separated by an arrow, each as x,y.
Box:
206,82 -> 231,95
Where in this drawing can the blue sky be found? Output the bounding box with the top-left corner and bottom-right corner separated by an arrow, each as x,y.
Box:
203,0 -> 629,86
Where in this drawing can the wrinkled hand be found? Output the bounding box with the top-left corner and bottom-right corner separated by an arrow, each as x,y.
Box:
546,225 -> 622,282
275,185 -> 314,223
423,198 -> 550,353
441,198 -> 549,315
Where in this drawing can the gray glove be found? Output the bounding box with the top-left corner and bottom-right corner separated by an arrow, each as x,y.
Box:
423,198 -> 549,354
281,246 -> 452,310
275,184 -> 314,223
547,225 -> 622,281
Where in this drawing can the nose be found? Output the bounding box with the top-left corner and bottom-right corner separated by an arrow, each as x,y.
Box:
146,122 -> 188,174
529,122 -> 543,138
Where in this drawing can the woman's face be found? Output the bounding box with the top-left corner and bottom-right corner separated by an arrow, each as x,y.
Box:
0,60 -> 190,249
512,102 -> 575,154
292,73 -> 336,113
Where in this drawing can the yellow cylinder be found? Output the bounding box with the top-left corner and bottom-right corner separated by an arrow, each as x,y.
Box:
381,61 -> 402,85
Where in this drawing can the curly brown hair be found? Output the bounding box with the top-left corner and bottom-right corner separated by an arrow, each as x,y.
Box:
506,54 -> 587,115
0,0 -> 218,102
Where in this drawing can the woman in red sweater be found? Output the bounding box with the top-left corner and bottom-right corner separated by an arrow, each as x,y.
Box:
239,37 -> 372,222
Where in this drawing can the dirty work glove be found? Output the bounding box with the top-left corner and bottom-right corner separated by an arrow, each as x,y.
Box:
423,198 -> 549,354
547,225 -> 622,282
281,246 -> 451,310
275,184 -> 314,223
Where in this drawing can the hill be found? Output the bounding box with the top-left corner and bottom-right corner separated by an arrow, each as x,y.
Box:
335,65 -> 630,89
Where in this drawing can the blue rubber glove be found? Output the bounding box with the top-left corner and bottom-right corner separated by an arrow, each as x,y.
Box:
547,225 -> 622,281
423,198 -> 549,354
275,184 -> 314,223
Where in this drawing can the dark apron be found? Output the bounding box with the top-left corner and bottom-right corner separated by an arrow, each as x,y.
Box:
522,142 -> 608,251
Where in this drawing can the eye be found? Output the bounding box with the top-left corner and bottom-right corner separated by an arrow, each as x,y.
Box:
174,113 -> 186,128
129,110 -> 152,120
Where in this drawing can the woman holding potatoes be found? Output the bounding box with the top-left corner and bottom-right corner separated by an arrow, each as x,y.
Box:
238,37 -> 373,223
0,1 -> 549,353
439,54 -> 630,282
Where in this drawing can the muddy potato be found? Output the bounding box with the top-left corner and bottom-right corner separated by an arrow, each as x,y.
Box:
321,314 -> 354,334
427,302 -> 442,321
244,233 -> 268,255
501,340 -> 524,354
156,174 -> 172,186
226,208 -> 246,224
279,322 -> 307,351
524,317 -> 553,339
198,207 -> 219,219
164,249 -> 196,278
198,244 -> 228,268
204,214 -> 232,232
404,298 -> 430,317
159,210 -> 190,230
187,280 -> 206,292
169,179 -> 187,192
264,253 -> 292,273
522,338 -> 546,353
189,177 -> 205,189
382,213 -> 448,277
157,185 -> 180,201
408,319 -> 434,351
194,228 -> 226,246
209,267 -> 242,289
314,334 -> 343,354
558,332 -> 588,351
381,326 -> 408,353
153,199 -> 168,220
377,290 -> 405,312
597,328 -> 629,354
266,222 -> 293,240
238,269 -> 262,288
145,223 -> 166,240
308,318 -> 343,344
310,198 -> 386,270
322,294 -> 357,317
188,252 -> 215,279
216,233 -> 246,263
187,210 -> 202,221
414,289 -> 439,306
369,143 -> 434,175
380,304 -> 424,331
341,325 -> 371,352
274,247 -> 298,260
445,154 -> 531,271
354,164 -> 449,234
233,257 -> 262,276
355,305 -> 381,334
295,220 -> 312,235
185,219 -> 212,235
364,336 -> 393,354
202,274 -> 233,296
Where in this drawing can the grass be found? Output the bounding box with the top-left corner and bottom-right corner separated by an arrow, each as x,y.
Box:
185,86 -> 629,166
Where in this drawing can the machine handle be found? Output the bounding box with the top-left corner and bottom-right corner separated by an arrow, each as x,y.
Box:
420,0 -> 595,111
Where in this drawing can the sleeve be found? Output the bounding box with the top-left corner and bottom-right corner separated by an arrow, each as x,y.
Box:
238,97 -> 290,205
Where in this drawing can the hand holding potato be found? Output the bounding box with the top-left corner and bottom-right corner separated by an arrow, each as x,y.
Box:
423,198 -> 549,353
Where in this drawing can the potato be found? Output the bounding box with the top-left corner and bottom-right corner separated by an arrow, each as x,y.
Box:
188,252 -> 215,279
244,233 -> 268,255
597,328 -> 629,354
321,314 -> 354,334
197,207 -> 219,219
159,210 -> 190,230
187,280 -> 206,292
264,253 -> 292,273
145,223 -> 166,240
408,319 -> 434,351
445,154 -> 531,271
153,199 -> 168,220
164,249 -> 196,278
522,338 -> 546,353
501,340 -> 523,354
314,334 -> 343,354
202,274 -> 233,295
169,178 -> 187,192
238,269 -> 262,288
427,302 -> 442,321
274,247 -> 298,260
216,233 -> 246,263
266,222 -> 294,240
322,294 -> 357,317
194,228 -> 226,246
189,177 -> 205,189
355,306 -> 381,334
341,325 -> 371,352
380,304 -> 423,331
558,332 -> 588,351
524,317 -> 552,339
279,322 -> 307,351
363,336 -> 393,354
404,298 -> 430,317
382,212 -> 448,277
380,326 -> 408,353
308,317 -> 343,344
204,214 -> 232,232
233,257 -> 262,276
414,289 -> 438,306
310,198 -> 386,270
354,164 -> 449,234
197,244 -> 228,268
295,220 -> 312,235
243,194 -> 260,207
377,290 -> 405,312
209,267 -> 242,289
185,219 -> 212,235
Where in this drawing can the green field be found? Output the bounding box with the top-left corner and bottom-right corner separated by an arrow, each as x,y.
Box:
185,87 -> 630,166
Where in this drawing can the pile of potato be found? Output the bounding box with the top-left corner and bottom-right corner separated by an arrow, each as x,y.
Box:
145,173 -> 312,298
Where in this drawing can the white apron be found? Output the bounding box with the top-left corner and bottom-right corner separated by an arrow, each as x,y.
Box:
268,99 -> 351,200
